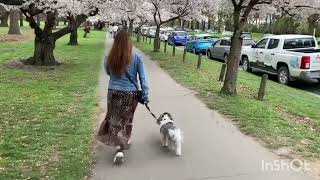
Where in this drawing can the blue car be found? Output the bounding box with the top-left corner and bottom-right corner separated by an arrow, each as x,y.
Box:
185,34 -> 216,54
167,31 -> 189,45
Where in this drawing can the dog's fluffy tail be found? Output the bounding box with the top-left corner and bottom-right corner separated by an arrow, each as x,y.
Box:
169,128 -> 184,143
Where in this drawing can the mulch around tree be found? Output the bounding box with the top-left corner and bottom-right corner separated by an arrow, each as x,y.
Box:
0,34 -> 32,42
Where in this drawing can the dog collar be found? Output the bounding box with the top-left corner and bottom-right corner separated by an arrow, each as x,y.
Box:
160,119 -> 174,128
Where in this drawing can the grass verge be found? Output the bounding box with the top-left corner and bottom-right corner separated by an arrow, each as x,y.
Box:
134,38 -> 320,161
0,29 -> 105,179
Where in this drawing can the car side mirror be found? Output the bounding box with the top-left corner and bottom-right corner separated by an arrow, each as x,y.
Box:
251,44 -> 256,48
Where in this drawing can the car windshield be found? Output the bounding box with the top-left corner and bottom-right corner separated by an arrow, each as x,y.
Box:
174,32 -> 186,36
243,39 -> 255,46
283,38 -> 316,49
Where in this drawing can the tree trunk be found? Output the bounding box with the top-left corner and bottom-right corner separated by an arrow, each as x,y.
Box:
201,20 -> 205,31
8,9 -> 21,35
36,14 -> 40,25
308,14 -> 319,35
136,27 -> 141,42
26,12 -> 58,66
182,20 -> 186,28
171,20 -> 175,27
129,19 -> 134,36
83,22 -> 90,38
153,25 -> 161,52
208,19 -> 211,30
196,21 -> 200,29
19,11 -> 23,27
218,13 -> 223,32
68,29 -> 78,45
269,14 -> 273,34
94,21 -> 104,30
0,12 -> 9,27
221,10 -> 243,95
28,36 -> 57,65
191,20 -> 194,30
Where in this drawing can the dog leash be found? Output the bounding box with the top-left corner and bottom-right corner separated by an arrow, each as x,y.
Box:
145,103 -> 157,120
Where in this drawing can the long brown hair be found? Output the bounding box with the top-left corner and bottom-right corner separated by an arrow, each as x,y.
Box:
107,30 -> 133,75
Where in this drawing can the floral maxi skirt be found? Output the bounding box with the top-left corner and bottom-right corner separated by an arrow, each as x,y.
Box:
97,90 -> 139,149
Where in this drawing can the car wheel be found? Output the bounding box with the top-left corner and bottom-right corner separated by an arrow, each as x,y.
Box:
224,54 -> 228,63
278,66 -> 290,85
242,56 -> 251,72
207,51 -> 212,59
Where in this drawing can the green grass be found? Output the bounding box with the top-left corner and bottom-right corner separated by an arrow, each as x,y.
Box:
134,39 -> 320,160
252,33 -> 264,42
0,28 -> 106,179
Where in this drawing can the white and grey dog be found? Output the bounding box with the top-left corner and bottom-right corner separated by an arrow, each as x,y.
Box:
157,112 -> 183,156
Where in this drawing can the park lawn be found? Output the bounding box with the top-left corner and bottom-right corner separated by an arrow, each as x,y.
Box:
0,29 -> 105,179
134,39 -> 320,161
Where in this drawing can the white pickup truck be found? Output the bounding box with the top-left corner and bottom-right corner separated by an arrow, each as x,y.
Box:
241,35 -> 320,84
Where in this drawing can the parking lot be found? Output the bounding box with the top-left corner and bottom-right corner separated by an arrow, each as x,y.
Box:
171,43 -> 320,97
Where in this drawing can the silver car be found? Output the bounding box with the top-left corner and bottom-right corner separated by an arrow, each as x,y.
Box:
207,38 -> 255,62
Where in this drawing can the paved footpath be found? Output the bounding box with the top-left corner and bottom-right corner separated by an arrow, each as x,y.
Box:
91,36 -> 314,180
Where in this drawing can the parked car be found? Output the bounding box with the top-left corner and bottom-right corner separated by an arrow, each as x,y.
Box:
160,29 -> 174,42
207,37 -> 255,62
141,27 -> 149,36
147,27 -> 157,37
241,35 -> 320,84
222,31 -> 253,39
184,28 -> 192,32
263,33 -> 274,38
167,31 -> 189,45
222,31 -> 233,37
175,26 -> 185,31
185,34 -> 216,54
242,32 -> 253,39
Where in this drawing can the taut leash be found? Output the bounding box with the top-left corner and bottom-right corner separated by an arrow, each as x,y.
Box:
145,103 -> 157,120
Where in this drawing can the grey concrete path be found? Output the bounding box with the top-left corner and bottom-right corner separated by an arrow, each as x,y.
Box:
91,36 -> 314,180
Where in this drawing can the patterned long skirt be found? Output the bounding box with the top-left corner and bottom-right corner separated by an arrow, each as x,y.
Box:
97,90 -> 139,149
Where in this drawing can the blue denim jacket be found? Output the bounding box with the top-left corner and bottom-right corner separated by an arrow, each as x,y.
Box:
104,52 -> 149,100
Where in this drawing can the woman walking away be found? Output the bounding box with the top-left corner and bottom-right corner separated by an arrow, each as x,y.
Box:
97,30 -> 149,165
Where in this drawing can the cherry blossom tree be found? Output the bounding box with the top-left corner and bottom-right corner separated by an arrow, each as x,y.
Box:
135,6 -> 153,42
0,4 -> 9,27
148,0 -> 205,52
0,0 -> 101,66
